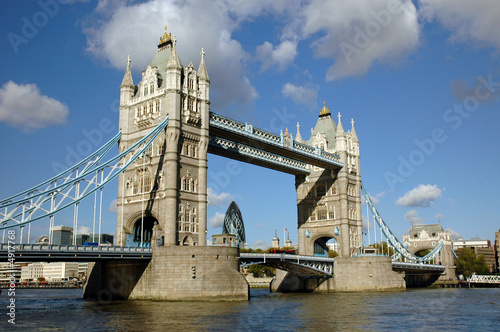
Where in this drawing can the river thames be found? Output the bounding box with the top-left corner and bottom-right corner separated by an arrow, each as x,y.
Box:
0,287 -> 499,331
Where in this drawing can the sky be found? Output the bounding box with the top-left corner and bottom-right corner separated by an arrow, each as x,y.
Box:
0,0 -> 499,248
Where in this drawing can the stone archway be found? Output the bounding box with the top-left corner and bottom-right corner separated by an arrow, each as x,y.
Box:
181,234 -> 194,246
312,235 -> 339,257
132,216 -> 157,247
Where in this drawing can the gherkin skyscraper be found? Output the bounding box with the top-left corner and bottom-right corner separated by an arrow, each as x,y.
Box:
222,201 -> 245,248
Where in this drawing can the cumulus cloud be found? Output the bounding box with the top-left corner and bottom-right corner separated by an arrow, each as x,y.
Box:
370,191 -> 386,204
0,81 -> 69,132
404,209 -> 424,225
77,225 -> 92,235
208,211 -> 225,229
302,0 -> 420,80
257,40 -> 298,71
207,187 -> 234,207
396,184 -> 442,207
282,83 -> 319,108
419,0 -> 500,50
445,227 -> 461,240
83,0 -> 261,110
251,240 -> 272,250
108,199 -> 118,213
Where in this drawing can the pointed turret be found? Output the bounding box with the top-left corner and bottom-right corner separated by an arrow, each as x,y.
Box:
167,35 -> 183,71
336,112 -> 344,136
120,55 -> 134,89
295,122 -> 303,143
198,48 -> 210,82
120,55 -> 135,106
335,112 -> 346,151
350,118 -> 359,142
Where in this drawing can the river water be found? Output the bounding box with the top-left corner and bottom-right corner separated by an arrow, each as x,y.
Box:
0,287 -> 499,331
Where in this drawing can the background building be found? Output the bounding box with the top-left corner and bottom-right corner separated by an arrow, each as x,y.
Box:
454,238 -> 496,273
495,229 -> 500,272
51,225 -> 73,245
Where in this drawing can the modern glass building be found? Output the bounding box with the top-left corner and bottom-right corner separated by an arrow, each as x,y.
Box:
222,201 -> 245,248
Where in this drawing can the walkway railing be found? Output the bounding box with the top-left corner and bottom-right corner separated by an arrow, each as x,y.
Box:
209,111 -> 342,167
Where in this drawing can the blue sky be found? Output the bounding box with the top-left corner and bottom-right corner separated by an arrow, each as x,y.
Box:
0,0 -> 499,247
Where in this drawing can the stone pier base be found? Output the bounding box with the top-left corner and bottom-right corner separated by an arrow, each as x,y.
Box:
271,256 -> 405,293
83,246 -> 249,301
334,256 -> 405,292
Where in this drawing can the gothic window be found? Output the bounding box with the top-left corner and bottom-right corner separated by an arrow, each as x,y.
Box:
317,205 -> 327,220
150,83 -> 154,94
133,168 -> 152,194
316,184 -> 326,197
192,146 -> 197,158
309,208 -> 316,221
149,102 -> 153,113
157,143 -> 164,155
156,101 -> 160,113
331,185 -> 337,195
135,108 -> 139,118
144,85 -> 148,96
328,205 -> 335,220
188,77 -> 194,90
188,99 -> 194,111
186,144 -> 191,156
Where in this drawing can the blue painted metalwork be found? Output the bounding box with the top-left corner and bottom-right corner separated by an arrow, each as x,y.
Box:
209,111 -> 342,167
361,185 -> 444,263
0,116 -> 169,230
0,243 -> 152,261
240,252 -> 334,277
208,135 -> 311,174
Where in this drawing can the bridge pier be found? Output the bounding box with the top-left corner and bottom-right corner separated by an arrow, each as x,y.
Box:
271,256 -> 405,293
84,246 -> 249,301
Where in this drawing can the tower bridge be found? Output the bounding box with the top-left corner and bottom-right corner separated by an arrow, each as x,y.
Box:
0,27 -> 452,300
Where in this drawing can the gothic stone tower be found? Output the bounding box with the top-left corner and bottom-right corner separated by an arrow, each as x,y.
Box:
116,28 -> 210,247
295,103 -> 362,258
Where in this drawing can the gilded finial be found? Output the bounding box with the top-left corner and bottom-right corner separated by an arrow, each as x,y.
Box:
160,24 -> 172,44
319,101 -> 330,116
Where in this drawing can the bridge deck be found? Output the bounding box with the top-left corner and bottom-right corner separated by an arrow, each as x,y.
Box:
209,112 -> 343,174
0,244 -> 152,262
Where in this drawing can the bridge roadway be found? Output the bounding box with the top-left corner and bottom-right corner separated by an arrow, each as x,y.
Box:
0,245 -> 445,276
208,111 -> 343,175
0,244 -> 152,262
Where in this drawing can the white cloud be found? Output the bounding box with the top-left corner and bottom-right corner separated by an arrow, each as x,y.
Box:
83,0 -> 260,109
419,0 -> 500,50
282,83 -> 319,108
396,184 -> 442,207
251,240 -> 272,250
208,212 -> 225,229
404,209 -> 424,225
108,199 -> 117,213
257,40 -> 298,71
0,81 -> 69,132
445,227 -> 461,240
207,187 -> 233,207
77,225 -> 92,235
370,191 -> 386,204
302,0 -> 420,80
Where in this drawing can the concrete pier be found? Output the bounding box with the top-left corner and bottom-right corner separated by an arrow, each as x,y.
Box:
84,246 -> 249,301
271,256 -> 405,293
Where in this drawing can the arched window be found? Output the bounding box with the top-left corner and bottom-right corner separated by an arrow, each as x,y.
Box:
316,184 -> 326,197
317,205 -> 327,220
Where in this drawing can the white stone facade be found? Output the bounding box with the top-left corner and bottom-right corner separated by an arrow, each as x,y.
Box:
296,104 -> 362,258
116,27 -> 210,247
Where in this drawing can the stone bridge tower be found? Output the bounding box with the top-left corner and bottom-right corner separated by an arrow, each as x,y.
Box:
115,27 -> 210,247
403,224 -> 456,280
296,103 -> 362,258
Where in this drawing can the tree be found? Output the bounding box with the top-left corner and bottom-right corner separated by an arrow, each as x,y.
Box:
328,250 -> 338,258
247,264 -> 276,278
455,247 -> 490,278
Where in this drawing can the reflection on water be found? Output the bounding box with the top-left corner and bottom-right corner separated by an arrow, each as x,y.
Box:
0,287 -> 499,331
